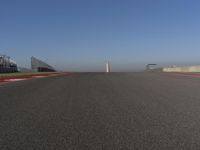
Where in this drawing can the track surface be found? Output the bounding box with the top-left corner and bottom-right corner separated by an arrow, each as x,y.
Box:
1,73 -> 200,149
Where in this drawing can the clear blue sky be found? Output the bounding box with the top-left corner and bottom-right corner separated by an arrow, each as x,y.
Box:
1,0 -> 200,71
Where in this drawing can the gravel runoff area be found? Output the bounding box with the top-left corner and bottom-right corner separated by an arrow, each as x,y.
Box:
1,73 -> 200,149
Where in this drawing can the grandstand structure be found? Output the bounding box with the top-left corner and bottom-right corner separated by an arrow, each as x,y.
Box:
31,56 -> 55,72
0,55 -> 18,73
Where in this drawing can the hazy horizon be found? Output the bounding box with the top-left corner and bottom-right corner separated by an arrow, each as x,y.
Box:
1,0 -> 200,72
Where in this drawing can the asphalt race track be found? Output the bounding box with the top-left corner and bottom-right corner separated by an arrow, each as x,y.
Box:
1,73 -> 200,150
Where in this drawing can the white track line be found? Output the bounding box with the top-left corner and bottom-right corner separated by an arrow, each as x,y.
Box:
32,76 -> 45,78
5,78 -> 28,82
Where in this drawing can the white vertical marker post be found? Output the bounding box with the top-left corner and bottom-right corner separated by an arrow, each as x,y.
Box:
106,62 -> 110,73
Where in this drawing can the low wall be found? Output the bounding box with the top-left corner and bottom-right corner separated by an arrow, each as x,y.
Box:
0,67 -> 18,73
163,66 -> 200,72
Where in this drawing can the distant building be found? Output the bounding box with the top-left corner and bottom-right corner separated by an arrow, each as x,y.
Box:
31,56 -> 55,72
163,65 -> 200,72
146,64 -> 157,71
0,55 -> 18,73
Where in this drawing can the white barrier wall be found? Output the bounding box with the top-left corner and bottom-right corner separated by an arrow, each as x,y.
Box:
163,66 -> 200,72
